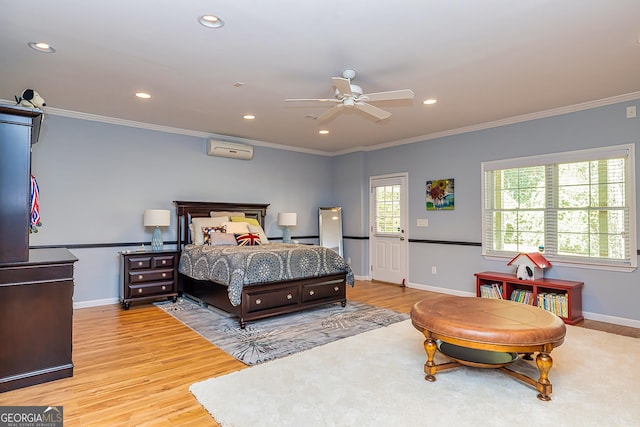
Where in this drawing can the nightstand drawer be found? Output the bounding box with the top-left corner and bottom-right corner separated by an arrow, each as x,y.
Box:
128,281 -> 175,297
128,269 -> 173,284
128,256 -> 152,270
152,255 -> 175,268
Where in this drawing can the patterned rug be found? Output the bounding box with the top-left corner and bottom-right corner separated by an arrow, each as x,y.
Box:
155,297 -> 408,365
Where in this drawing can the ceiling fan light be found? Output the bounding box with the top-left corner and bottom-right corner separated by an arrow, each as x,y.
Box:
343,98 -> 355,108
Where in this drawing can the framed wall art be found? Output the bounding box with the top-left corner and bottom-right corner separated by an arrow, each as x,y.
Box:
426,178 -> 454,210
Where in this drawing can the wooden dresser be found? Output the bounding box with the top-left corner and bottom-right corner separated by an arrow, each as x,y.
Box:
1,105 -> 78,392
0,248 -> 78,392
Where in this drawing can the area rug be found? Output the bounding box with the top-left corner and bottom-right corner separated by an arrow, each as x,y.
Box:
155,297 -> 408,365
190,320 -> 640,427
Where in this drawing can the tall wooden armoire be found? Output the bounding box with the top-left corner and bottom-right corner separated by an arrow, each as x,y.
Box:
0,105 -> 78,392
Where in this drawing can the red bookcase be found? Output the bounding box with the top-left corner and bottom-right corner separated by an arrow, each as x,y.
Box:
475,271 -> 584,325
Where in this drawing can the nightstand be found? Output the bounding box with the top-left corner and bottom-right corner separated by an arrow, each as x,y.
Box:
119,248 -> 179,309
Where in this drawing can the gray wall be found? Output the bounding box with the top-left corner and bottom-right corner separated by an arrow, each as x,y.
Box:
28,98 -> 640,327
335,100 -> 640,326
30,115 -> 333,305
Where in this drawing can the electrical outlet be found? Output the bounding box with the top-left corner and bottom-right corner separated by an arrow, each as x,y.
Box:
347,257 -> 351,264
626,106 -> 636,118
431,266 -> 437,274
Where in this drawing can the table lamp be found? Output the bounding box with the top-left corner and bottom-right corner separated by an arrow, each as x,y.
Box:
278,212 -> 297,243
143,209 -> 171,251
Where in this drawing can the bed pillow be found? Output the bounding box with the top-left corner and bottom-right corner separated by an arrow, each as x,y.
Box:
202,225 -> 226,245
231,216 -> 269,245
234,232 -> 262,246
248,224 -> 269,244
207,232 -> 238,246
230,216 -> 259,226
190,216 -> 229,245
221,221 -> 250,235
211,211 -> 244,218
231,217 -> 269,243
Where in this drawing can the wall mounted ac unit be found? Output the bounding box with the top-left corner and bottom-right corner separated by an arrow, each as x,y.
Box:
206,139 -> 253,160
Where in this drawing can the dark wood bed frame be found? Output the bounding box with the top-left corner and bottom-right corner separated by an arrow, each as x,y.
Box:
174,201 -> 348,328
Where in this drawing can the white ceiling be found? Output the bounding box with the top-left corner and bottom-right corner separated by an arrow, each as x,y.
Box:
2,1 -> 639,154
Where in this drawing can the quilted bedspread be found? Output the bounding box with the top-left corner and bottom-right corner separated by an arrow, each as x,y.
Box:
179,243 -> 355,306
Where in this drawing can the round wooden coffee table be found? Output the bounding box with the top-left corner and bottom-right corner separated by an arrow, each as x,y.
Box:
410,294 -> 566,401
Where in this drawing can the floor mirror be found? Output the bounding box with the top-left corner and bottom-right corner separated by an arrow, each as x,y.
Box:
318,207 -> 343,256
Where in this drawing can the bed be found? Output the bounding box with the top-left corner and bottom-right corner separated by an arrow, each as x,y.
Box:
174,201 -> 354,328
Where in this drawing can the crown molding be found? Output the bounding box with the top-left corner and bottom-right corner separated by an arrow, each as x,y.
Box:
4,91 -> 639,157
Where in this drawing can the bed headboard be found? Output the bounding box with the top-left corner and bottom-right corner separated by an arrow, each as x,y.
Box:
173,201 -> 269,249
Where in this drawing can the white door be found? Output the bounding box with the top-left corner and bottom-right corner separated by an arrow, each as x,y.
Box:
369,173 -> 408,285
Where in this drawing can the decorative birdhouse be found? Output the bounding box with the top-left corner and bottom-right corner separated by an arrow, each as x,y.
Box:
507,252 -> 551,280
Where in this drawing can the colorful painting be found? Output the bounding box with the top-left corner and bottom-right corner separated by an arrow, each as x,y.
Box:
426,179 -> 454,210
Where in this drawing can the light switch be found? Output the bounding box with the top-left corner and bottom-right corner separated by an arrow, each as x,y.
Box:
417,219 -> 429,227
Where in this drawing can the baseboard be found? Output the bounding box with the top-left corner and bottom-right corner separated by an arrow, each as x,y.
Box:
407,282 -> 475,297
73,297 -> 119,309
73,282 -> 640,329
582,311 -> 640,329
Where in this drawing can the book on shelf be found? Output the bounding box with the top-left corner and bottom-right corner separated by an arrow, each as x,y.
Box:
510,288 -> 534,305
537,291 -> 568,318
479,283 -> 503,299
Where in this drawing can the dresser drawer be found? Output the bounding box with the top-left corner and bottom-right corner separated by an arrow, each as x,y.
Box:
246,286 -> 299,313
302,279 -> 345,302
128,256 -> 151,270
152,255 -> 175,269
128,269 -> 173,284
128,281 -> 175,298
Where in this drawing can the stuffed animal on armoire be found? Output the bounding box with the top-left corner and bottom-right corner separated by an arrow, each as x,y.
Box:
15,89 -> 46,109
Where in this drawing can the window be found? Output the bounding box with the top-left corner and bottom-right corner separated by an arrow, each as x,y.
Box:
374,184 -> 401,234
482,144 -> 637,270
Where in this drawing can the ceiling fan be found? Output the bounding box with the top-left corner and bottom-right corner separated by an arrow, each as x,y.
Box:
284,69 -> 414,122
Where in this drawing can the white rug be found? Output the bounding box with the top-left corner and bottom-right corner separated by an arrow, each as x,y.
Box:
190,320 -> 640,427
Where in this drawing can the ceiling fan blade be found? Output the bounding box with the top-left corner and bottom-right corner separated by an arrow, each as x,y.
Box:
332,77 -> 353,97
362,89 -> 415,102
316,104 -> 344,122
284,98 -> 340,103
354,102 -> 391,121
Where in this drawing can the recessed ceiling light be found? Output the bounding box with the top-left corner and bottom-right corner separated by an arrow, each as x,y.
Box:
423,99 -> 437,105
135,92 -> 151,99
243,114 -> 255,120
28,42 -> 56,53
319,130 -> 329,135
198,15 -> 224,28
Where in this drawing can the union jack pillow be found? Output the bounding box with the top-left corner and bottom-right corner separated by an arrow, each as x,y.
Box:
234,232 -> 262,246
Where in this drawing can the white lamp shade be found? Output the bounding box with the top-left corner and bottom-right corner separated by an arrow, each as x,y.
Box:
143,209 -> 171,227
278,212 -> 297,226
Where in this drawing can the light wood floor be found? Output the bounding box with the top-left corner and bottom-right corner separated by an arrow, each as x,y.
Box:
1,280 -> 638,426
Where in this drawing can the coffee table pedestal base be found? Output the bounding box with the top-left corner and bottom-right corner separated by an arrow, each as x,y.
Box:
422,334 -> 557,401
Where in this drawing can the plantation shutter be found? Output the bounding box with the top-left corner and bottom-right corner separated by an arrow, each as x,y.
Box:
482,144 -> 636,270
